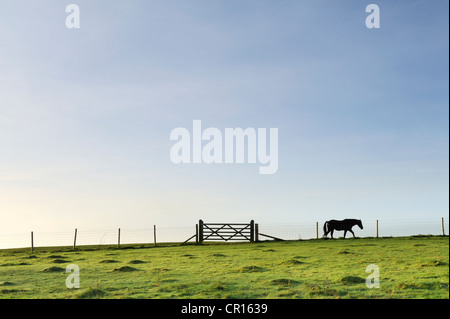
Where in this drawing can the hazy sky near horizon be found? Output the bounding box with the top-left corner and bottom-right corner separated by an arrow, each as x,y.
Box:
0,0 -> 448,234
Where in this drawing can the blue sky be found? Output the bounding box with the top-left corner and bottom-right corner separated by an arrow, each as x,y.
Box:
0,0 -> 448,233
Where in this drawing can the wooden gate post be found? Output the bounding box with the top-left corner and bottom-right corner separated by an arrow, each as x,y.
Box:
255,223 -> 259,242
31,231 -> 34,252
199,220 -> 204,244
195,224 -> 199,244
250,220 -> 255,242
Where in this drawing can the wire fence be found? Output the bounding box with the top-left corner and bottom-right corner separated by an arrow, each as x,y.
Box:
0,218 -> 448,251
258,218 -> 448,241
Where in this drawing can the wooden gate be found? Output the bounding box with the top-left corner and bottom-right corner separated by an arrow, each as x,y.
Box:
198,220 -> 255,244
181,220 -> 284,245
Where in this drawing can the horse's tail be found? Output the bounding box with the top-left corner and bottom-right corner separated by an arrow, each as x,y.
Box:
323,221 -> 329,237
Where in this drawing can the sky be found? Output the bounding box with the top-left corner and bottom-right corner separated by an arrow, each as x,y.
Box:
0,0 -> 448,234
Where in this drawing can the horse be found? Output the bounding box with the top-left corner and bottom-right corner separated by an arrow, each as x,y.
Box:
323,219 -> 363,239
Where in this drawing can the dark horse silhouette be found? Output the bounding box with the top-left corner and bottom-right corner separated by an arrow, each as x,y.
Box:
323,219 -> 363,238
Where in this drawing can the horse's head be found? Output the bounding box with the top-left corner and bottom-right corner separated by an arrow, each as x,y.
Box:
358,219 -> 364,229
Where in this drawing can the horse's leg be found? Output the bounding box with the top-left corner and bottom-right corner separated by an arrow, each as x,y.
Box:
330,230 -> 334,239
350,229 -> 355,237
344,230 -> 347,238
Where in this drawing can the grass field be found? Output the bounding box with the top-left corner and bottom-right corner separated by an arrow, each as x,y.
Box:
0,236 -> 448,299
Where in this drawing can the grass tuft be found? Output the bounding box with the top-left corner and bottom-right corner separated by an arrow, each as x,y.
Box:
305,284 -> 339,298
47,255 -> 66,259
99,259 -> 119,263
237,265 -> 265,273
339,276 -> 366,285
280,259 -> 305,266
42,266 -> 65,273
336,250 -> 353,255
75,288 -> 106,299
112,266 -> 139,272
420,260 -> 448,267
0,282 -> 15,286
128,260 -> 147,264
271,278 -> 300,286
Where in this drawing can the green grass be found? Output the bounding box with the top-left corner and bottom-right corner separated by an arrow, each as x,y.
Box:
0,236 -> 448,299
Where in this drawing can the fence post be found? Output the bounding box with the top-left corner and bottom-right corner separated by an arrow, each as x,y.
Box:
250,220 -> 255,242
316,222 -> 319,239
195,224 -> 199,244
442,218 -> 445,236
153,225 -> 157,247
255,223 -> 259,242
376,220 -> 379,238
73,228 -> 77,250
118,228 -> 121,248
199,220 -> 204,244
31,231 -> 34,252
